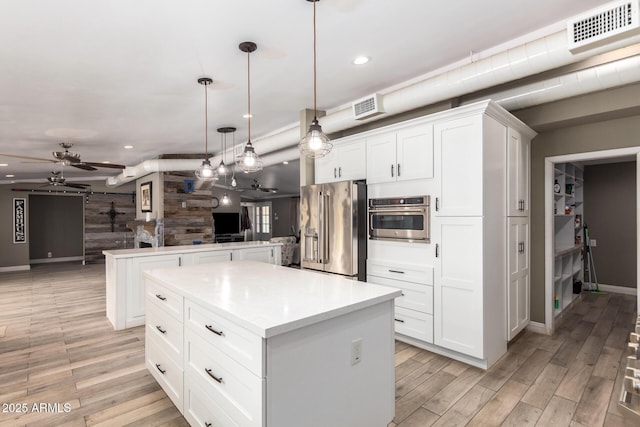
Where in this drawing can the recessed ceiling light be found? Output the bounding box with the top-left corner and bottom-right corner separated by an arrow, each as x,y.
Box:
282,161 -> 289,165
243,113 -> 253,118
124,145 -> 133,149
6,174 -> 15,177
102,160 -> 111,164
0,163 -> 8,167
353,56 -> 370,65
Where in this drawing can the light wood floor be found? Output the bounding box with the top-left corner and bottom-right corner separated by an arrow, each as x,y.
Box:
0,262 -> 637,426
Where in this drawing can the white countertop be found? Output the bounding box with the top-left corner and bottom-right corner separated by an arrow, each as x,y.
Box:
103,240 -> 281,258
144,261 -> 401,338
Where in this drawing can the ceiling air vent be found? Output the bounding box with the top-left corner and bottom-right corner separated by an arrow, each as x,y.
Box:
352,93 -> 384,120
567,0 -> 640,53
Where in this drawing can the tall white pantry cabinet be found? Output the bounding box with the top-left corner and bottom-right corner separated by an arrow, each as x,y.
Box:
429,101 -> 534,368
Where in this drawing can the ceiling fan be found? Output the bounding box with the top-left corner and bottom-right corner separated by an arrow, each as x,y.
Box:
43,171 -> 91,190
243,178 -> 278,193
0,142 -> 126,171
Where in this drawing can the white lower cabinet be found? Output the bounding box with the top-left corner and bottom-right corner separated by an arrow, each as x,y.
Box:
367,259 -> 434,343
104,243 -> 281,330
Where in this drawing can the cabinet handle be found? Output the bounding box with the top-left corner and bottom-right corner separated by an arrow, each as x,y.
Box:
519,200 -> 525,211
339,166 -> 342,177
394,318 -> 405,323
155,364 -> 166,375
391,164 -> 394,177
230,252 -> 233,261
388,269 -> 405,274
155,294 -> 167,301
435,197 -> 439,212
397,163 -> 401,177
205,324 -> 224,337
178,257 -> 182,267
435,243 -> 439,258
155,325 -> 167,334
518,242 -> 525,254
334,167 -> 337,178
205,368 -> 223,384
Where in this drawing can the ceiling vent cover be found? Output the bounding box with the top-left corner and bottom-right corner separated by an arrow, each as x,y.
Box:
567,0 -> 640,53
352,93 -> 384,120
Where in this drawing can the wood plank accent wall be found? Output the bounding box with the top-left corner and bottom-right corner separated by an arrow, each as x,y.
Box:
84,192 -> 136,263
163,173 -> 212,246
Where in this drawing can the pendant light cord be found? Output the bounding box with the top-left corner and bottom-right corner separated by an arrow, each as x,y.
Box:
313,0 -> 317,120
204,82 -> 209,157
247,50 -> 252,142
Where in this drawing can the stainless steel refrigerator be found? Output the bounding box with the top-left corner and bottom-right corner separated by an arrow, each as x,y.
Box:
300,180 -> 366,280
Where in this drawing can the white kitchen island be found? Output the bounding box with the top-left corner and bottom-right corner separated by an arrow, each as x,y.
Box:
144,261 -> 401,427
103,241 -> 282,330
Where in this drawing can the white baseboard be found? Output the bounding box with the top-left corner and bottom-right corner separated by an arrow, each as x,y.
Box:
526,321 -> 551,335
585,282 -> 637,296
30,256 -> 85,264
0,265 -> 31,272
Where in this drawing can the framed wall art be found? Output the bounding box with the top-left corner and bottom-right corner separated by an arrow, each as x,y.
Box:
13,197 -> 26,243
140,181 -> 152,212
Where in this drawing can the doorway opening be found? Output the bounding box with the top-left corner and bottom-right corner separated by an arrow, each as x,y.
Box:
544,147 -> 639,334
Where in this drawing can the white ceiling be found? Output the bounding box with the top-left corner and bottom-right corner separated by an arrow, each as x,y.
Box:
0,0 -> 616,190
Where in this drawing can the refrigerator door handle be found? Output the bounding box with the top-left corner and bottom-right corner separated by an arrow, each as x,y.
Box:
322,192 -> 330,263
318,191 -> 324,264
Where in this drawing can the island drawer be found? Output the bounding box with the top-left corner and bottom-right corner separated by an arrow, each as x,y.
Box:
367,260 -> 433,285
185,328 -> 263,427
184,372 -> 244,427
366,275 -> 433,314
146,279 -> 183,322
185,300 -> 264,377
394,307 -> 433,343
145,301 -> 183,366
146,332 -> 183,411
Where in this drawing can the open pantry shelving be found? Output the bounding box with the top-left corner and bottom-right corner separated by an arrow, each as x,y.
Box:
553,162 -> 584,317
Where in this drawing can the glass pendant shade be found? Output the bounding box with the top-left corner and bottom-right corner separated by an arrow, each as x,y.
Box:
195,159 -> 217,180
300,118 -> 332,158
236,141 -> 263,173
221,192 -> 231,205
217,160 -> 230,176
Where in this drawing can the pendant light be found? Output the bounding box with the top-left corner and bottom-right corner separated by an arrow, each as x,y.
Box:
216,127 -> 232,176
218,126 -> 236,206
236,41 -> 263,173
194,77 -> 217,180
299,0 -> 332,158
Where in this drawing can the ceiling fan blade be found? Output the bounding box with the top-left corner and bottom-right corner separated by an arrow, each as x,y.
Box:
71,163 -> 98,171
0,152 -> 56,162
64,183 -> 90,189
82,161 -> 126,169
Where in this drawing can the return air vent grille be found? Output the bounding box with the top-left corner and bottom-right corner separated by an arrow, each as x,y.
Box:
568,0 -> 640,53
352,93 -> 384,120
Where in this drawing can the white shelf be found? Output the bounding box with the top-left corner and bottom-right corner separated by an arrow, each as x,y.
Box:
553,161 -> 584,318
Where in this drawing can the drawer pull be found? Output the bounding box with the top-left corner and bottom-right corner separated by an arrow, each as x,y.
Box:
394,318 -> 405,323
205,325 -> 224,337
205,368 -> 223,384
155,325 -> 167,334
388,269 -> 405,274
155,294 -> 167,301
155,364 -> 166,375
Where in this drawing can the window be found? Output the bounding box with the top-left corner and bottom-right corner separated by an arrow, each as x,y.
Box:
256,205 -> 270,234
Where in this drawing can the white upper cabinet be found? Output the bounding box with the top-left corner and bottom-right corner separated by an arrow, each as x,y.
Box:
366,123 -> 433,184
315,138 -> 366,184
433,115 -> 483,216
507,127 -> 530,216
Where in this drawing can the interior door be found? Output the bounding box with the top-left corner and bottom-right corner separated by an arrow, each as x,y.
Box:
254,202 -> 272,241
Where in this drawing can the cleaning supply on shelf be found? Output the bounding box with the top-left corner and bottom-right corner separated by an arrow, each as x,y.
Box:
554,293 -> 559,309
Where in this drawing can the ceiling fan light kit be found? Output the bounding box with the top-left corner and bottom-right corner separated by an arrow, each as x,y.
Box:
299,0 -> 332,159
236,41 -> 264,173
194,77 -> 219,181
